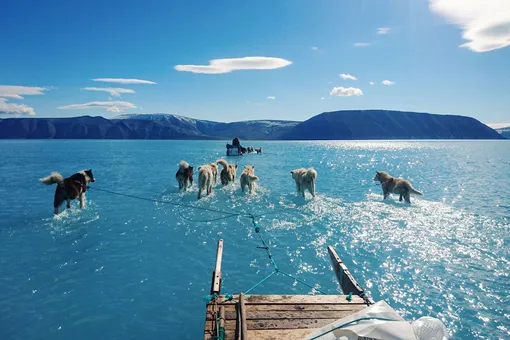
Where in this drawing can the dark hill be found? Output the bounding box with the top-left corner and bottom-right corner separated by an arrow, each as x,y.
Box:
0,110 -> 503,140
282,110 -> 502,140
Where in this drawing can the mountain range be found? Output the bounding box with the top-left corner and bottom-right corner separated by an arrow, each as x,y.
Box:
0,110 -> 504,140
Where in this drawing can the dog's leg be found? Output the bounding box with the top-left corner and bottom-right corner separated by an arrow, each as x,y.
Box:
197,188 -> 201,200
79,193 -> 85,209
67,198 -> 71,209
399,194 -> 403,202
310,181 -> 315,197
404,193 -> 411,203
54,191 -> 64,215
383,190 -> 390,199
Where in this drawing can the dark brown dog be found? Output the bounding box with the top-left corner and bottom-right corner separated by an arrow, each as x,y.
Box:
40,169 -> 96,214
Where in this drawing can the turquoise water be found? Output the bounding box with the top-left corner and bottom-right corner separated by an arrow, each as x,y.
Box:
0,140 -> 509,339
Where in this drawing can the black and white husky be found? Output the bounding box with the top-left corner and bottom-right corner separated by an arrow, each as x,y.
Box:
40,169 -> 96,214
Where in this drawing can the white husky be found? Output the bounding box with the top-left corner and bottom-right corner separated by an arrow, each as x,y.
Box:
240,165 -> 259,194
290,168 -> 317,198
197,164 -> 214,199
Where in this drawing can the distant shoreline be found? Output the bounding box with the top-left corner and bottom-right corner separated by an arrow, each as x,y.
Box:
0,110 -> 504,140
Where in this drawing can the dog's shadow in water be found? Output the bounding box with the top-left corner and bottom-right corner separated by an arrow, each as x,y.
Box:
377,196 -> 415,209
281,193 -> 315,208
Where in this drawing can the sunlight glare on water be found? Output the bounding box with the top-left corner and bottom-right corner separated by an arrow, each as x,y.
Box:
0,140 -> 508,339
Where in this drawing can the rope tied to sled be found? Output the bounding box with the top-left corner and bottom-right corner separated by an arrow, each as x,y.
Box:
87,186 -> 370,301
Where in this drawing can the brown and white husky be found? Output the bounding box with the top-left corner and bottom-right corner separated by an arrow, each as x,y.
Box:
176,160 -> 193,191
216,159 -> 237,186
240,165 -> 259,194
373,171 -> 423,203
40,169 -> 96,214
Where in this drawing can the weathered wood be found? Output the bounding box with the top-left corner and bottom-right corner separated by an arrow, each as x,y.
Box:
210,239 -> 224,295
220,306 -> 225,339
205,318 -> 341,331
214,294 -> 365,305
248,329 -> 317,339
228,309 -> 362,321
239,293 -> 248,340
208,303 -> 363,313
327,246 -> 364,296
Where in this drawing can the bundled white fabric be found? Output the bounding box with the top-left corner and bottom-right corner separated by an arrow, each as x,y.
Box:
305,301 -> 448,340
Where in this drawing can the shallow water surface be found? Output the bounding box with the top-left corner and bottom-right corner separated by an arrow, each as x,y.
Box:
0,140 -> 509,339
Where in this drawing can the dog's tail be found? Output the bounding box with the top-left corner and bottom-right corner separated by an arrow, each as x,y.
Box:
216,159 -> 228,169
250,175 -> 259,182
179,160 -> 189,170
40,172 -> 64,186
305,168 -> 317,181
408,186 -> 423,196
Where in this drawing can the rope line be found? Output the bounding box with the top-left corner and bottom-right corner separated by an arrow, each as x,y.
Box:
89,187 -> 246,217
88,186 -> 358,298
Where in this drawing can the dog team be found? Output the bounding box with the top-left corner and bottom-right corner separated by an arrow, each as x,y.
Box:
177,159 -> 262,199
40,165 -> 423,214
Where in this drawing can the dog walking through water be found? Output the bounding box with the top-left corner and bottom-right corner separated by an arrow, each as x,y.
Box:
240,165 -> 259,194
216,159 -> 238,186
290,168 -> 317,198
40,169 -> 96,214
197,164 -> 216,199
373,171 -> 423,203
176,160 -> 193,191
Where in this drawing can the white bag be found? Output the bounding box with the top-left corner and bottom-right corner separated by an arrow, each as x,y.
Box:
305,301 -> 448,340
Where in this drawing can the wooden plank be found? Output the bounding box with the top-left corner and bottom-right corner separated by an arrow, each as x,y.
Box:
210,239 -> 224,295
206,318 -> 341,331
230,294 -> 365,305
208,303 -> 363,313
207,328 -> 318,340
219,306 -> 225,339
239,293 -> 248,340
241,304 -> 364,311
327,246 -> 364,296
248,329 -> 317,339
226,309 -> 363,321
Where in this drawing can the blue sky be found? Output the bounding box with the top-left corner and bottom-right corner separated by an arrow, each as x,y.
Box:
0,0 -> 509,124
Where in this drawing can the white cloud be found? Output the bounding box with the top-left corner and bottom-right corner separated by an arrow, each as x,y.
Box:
354,42 -> 371,47
382,80 -> 394,85
311,46 -> 319,51
174,57 -> 292,74
58,101 -> 136,113
83,87 -> 136,97
330,87 -> 363,97
339,73 -> 357,80
369,81 -> 375,85
377,27 -> 391,35
320,97 -> 325,100
267,96 -> 276,100
0,85 -> 50,116
0,98 -> 36,115
0,85 -> 49,99
429,0 -> 510,52
91,78 -> 156,85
